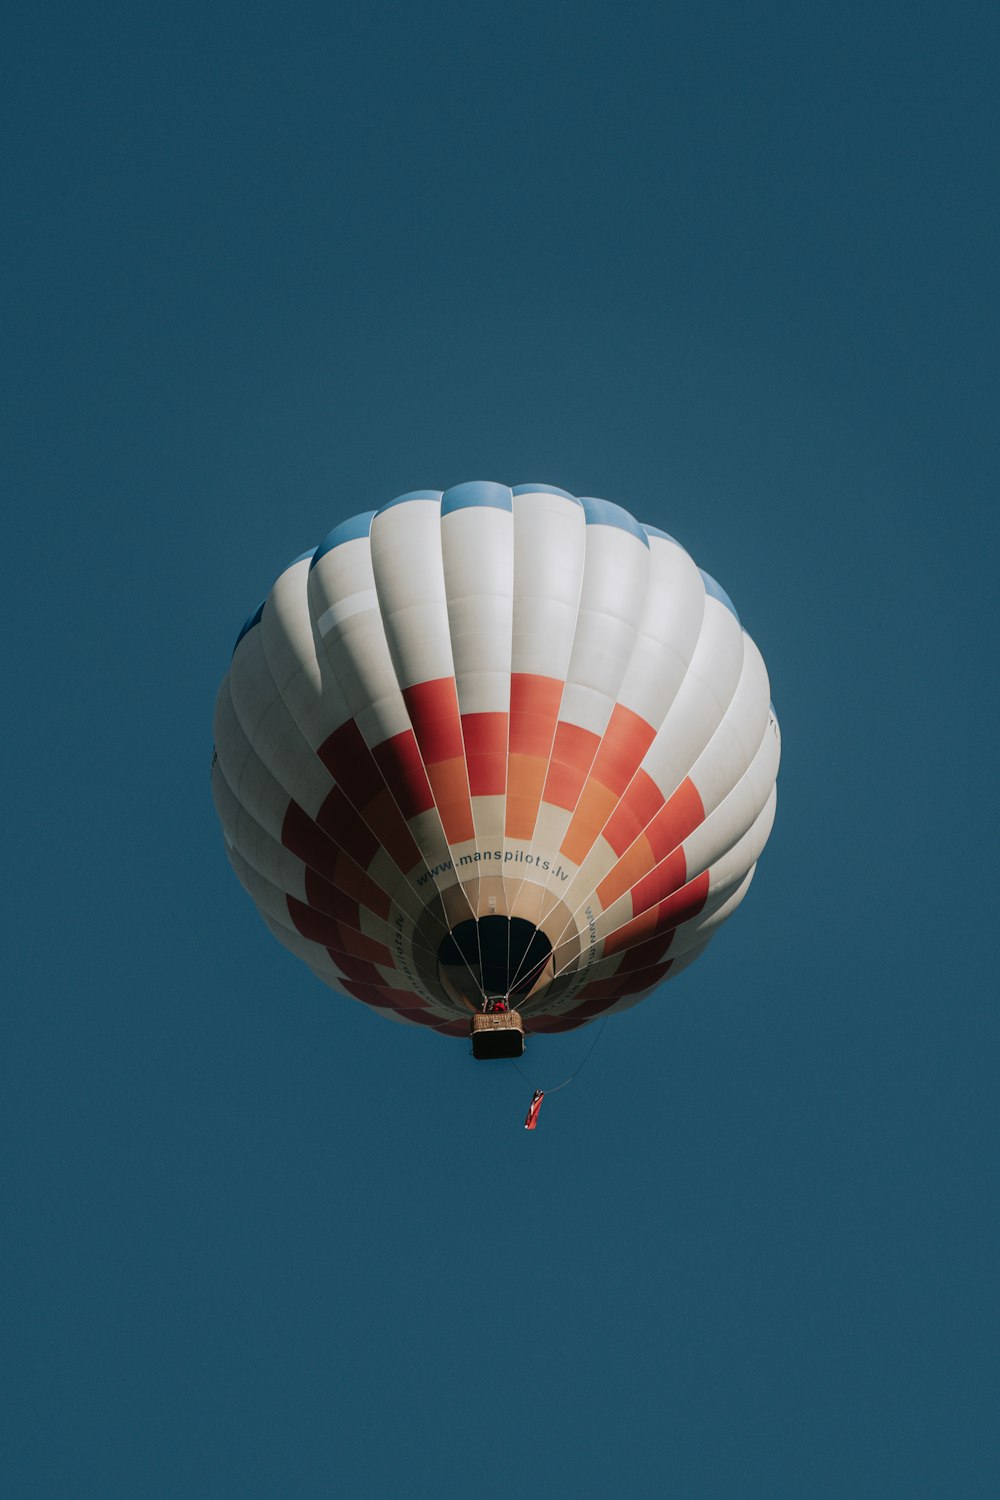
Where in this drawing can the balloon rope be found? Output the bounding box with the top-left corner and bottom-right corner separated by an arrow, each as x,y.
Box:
510,1016 -> 609,1096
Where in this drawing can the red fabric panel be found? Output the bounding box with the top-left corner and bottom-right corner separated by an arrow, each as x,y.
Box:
329,851 -> 391,918
629,848 -> 688,917
645,778 -> 705,862
508,673 -> 563,756
316,719 -> 424,871
371,731 -> 435,818
322,953 -> 387,985
318,719 -> 385,804
314,785 -> 380,867
462,711 -> 508,796
589,704 -> 657,795
403,678 -> 465,763
339,979 -> 419,1011
602,770 -> 665,855
541,722 -> 601,810
302,870 -> 359,928
616,930 -> 676,972
655,869 -> 710,928
283,802 -> 392,918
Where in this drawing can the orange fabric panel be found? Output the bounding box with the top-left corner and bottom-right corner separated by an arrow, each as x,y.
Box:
595,833 -> 656,908
504,752 -> 549,837
462,712 -> 508,795
427,756 -> 475,843
560,780 -> 620,865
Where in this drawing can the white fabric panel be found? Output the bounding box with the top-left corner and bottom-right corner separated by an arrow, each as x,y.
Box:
638,597 -> 746,799
617,535 -> 706,725
260,558 -> 323,696
214,681 -> 303,842
213,762 -> 307,901
370,499 -> 455,688
703,789 -> 777,903
686,637 -> 771,813
317,587 -> 379,633
511,493 -> 587,677
442,504 -> 513,711
228,624 -> 334,816
563,526 -> 650,716
682,716 -> 781,879
308,553 -> 412,745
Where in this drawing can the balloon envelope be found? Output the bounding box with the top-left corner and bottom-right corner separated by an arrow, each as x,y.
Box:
212,482 -> 780,1036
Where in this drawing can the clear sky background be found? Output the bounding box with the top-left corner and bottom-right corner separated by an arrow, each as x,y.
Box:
4,3 -> 998,1496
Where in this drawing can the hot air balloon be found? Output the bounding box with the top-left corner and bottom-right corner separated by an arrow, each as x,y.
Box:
212,482 -> 779,1057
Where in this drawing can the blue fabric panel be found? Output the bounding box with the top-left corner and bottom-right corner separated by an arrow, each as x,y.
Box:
310,510 -> 376,569
511,483 -> 581,504
374,489 -> 443,516
441,480 -> 512,514
699,569 -> 740,623
233,599 -> 265,653
579,495 -> 649,546
642,523 -> 681,547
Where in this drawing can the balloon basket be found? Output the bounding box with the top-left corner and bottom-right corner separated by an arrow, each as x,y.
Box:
470,1010 -> 525,1060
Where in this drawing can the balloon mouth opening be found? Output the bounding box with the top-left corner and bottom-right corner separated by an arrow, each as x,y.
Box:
436,916 -> 554,1008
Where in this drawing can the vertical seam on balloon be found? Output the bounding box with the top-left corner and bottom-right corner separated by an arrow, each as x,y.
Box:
532,559 -> 711,956
538,581 -> 722,970
242,555 -> 461,1014
307,550 -> 491,1012
538,592 -> 759,1007
436,494 -> 491,1004
513,535 -> 653,985
365,499 -> 488,1004
442,498 -> 516,997
501,495 -> 590,984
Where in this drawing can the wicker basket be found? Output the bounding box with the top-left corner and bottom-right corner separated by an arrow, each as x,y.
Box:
470,1009 -> 525,1059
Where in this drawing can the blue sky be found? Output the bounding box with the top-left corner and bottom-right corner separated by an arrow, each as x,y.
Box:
4,3 -> 998,1495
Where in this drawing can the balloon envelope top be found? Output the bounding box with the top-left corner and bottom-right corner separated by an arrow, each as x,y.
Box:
212,482 -> 780,1037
